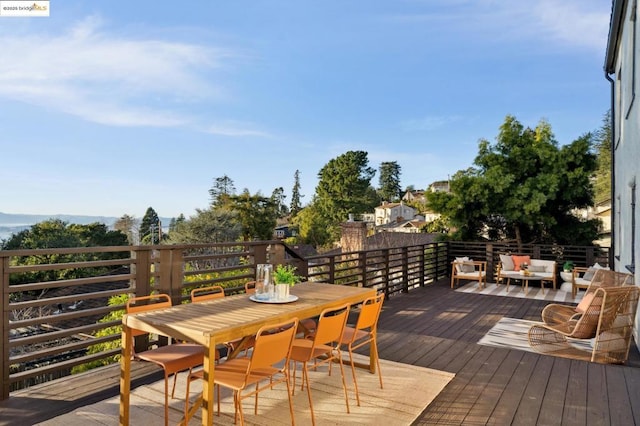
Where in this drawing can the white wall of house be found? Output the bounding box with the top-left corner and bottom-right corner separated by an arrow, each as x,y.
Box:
607,0 -> 640,348
374,202 -> 417,226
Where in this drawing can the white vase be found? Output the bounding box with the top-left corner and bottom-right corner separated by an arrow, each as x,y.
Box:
276,283 -> 290,301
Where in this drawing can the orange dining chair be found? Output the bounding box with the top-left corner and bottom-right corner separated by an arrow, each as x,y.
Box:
190,285 -> 253,358
338,294 -> 384,406
290,303 -> 351,426
126,294 -> 206,426
190,285 -> 226,302
186,318 -> 299,425
244,281 -> 257,294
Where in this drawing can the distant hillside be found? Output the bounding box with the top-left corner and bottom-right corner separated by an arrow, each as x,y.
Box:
0,212 -> 120,227
0,212 -> 172,240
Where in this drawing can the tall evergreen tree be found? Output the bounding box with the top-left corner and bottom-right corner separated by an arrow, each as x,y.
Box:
209,175 -> 236,208
378,161 -> 402,202
594,110 -> 612,205
314,150 -> 378,240
290,169 -> 303,217
140,207 -> 161,244
271,187 -> 289,217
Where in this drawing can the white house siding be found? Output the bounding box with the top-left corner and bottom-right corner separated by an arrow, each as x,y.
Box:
607,0 -> 640,349
374,203 -> 417,226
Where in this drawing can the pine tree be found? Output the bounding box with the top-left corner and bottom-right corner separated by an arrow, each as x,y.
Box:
290,170 -> 303,217
378,161 -> 402,202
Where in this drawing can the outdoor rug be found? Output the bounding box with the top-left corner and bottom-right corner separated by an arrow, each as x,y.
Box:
455,281 -> 584,303
37,353 -> 455,426
478,317 -> 593,354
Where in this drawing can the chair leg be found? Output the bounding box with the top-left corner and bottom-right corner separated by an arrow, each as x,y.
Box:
347,348 -> 361,406
302,364 -> 316,426
335,350 -> 350,414
163,373 -> 169,426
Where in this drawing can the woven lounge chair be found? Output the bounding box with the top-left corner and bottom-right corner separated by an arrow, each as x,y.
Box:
541,269 -> 633,327
528,285 -> 639,364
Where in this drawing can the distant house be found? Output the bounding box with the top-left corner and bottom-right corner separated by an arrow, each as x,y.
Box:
273,225 -> 297,239
428,180 -> 450,193
374,202 -> 417,226
377,219 -> 427,234
402,190 -> 425,203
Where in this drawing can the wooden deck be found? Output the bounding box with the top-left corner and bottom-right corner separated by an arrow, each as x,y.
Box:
1,279 -> 639,425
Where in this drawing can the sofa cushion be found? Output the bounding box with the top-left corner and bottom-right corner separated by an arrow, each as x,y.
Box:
455,257 -> 475,273
528,265 -> 546,273
500,254 -> 514,271
512,255 -> 531,271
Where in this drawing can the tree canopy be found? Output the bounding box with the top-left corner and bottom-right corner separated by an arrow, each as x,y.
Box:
378,161 -> 402,202
312,150 -> 379,241
139,207 -> 161,244
427,115 -> 599,246
290,169 -> 303,218
167,208 -> 241,243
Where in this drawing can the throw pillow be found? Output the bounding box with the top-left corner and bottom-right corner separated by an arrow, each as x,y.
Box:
455,256 -> 469,273
575,292 -> 595,313
528,265 -> 546,273
499,254 -> 514,271
455,257 -> 475,273
512,255 -> 531,271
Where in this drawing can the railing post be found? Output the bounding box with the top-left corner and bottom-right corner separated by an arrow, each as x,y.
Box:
328,257 -> 336,283
169,248 -> 184,304
1,253 -> 9,400
156,247 -> 174,301
253,243 -> 269,265
486,243 -> 494,283
131,247 -> 152,353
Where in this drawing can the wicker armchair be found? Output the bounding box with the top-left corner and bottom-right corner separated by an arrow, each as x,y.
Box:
529,285 -> 639,364
541,269 -> 633,327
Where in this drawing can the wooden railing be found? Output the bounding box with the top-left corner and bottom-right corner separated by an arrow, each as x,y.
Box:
0,239 -> 606,399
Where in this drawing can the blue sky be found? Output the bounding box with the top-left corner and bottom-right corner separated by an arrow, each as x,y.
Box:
1,0 -> 611,220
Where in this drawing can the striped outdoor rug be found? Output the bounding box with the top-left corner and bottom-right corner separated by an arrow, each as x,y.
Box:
478,317 -> 593,354
455,281 -> 583,303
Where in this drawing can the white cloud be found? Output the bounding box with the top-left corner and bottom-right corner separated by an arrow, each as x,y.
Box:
0,16 -> 232,127
205,122 -> 271,137
388,0 -> 609,52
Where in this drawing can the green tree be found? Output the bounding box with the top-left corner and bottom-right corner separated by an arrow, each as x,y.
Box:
292,202 -> 331,247
594,110 -> 612,205
378,161 -> 402,202
139,207 -> 160,244
271,187 -> 289,217
427,115 -> 599,247
168,208 -> 241,243
1,219 -> 128,284
228,189 -> 279,240
113,214 -> 138,244
209,175 -> 236,208
290,169 -> 303,218
314,150 -> 379,240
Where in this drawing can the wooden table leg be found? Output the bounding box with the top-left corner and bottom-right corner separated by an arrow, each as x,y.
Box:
202,337 -> 216,426
119,325 -> 132,426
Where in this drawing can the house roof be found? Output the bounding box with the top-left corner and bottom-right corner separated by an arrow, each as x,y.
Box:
605,0 -> 625,73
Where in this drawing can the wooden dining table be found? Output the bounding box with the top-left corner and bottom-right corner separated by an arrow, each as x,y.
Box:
119,281 -> 377,426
